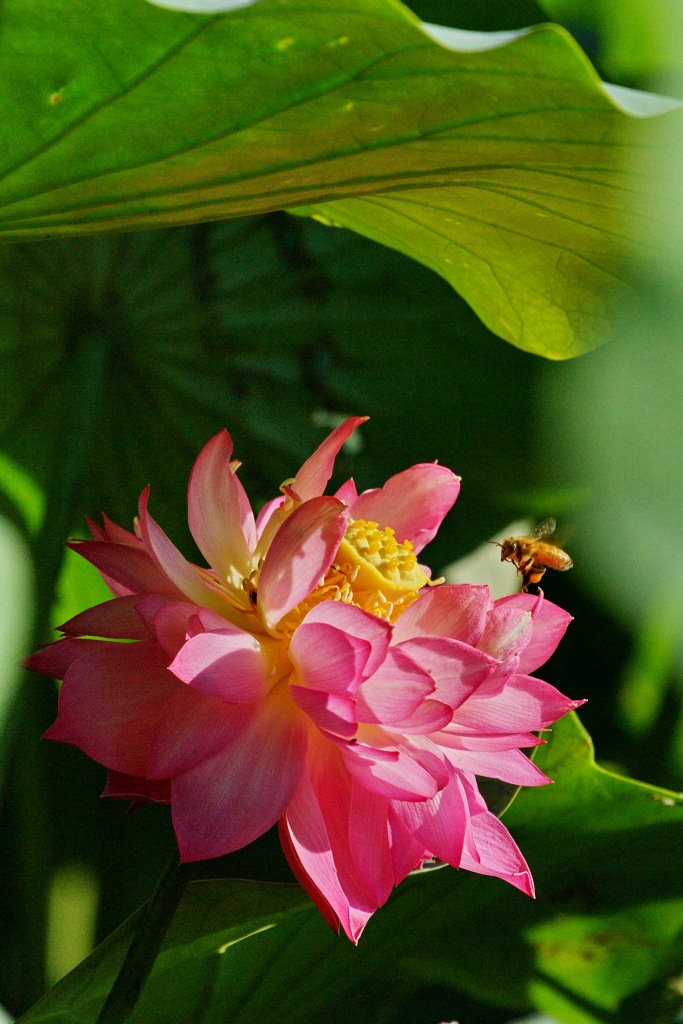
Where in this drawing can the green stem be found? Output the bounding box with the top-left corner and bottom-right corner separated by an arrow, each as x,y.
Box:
96,856 -> 192,1024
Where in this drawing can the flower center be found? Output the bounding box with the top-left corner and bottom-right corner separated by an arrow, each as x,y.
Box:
337,518 -> 428,598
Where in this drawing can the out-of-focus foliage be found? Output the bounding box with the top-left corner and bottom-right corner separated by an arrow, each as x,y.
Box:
18,715 -> 683,1024
540,0 -> 683,86
539,52 -> 683,787
0,0 -> 680,357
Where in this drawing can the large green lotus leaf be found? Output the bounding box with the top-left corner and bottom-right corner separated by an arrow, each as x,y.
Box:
18,715 -> 683,1024
0,0 -> 679,357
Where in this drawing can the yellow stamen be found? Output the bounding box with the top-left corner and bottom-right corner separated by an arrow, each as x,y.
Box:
336,518 -> 429,599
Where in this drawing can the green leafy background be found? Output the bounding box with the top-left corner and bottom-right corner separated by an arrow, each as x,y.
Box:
1,0 -> 682,1022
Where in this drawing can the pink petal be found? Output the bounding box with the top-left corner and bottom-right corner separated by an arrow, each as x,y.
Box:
171,685 -> 308,861
86,517 -> 108,542
348,463 -> 460,554
299,601 -> 392,679
232,469 -> 257,552
278,810 -> 342,937
448,674 -> 584,737
432,727 -> 542,752
392,733 -> 451,790
334,478 -> 358,505
102,771 -> 171,805
100,514 -> 143,547
349,782 -> 394,905
289,685 -> 357,740
59,595 -> 151,640
137,488 -> 235,617
341,739 -> 440,801
459,776 -> 534,896
393,763 -> 468,866
387,807 -> 431,883
292,417 -> 368,502
495,592 -> 573,673
44,641 -> 250,780
391,584 -> 492,646
257,497 -> 348,631
354,648 -> 434,724
386,700 -> 454,735
289,623 -> 372,696
27,637 -> 107,680
70,539 -> 185,600
187,430 -> 253,582
136,598 -> 197,658
279,757 -> 375,943
443,747 -> 551,787
169,622 -> 272,702
394,636 -> 497,711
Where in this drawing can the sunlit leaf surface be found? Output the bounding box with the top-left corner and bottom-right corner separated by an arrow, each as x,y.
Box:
0,0 -> 679,355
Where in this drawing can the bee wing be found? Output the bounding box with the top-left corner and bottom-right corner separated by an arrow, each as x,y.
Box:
531,517 -> 556,539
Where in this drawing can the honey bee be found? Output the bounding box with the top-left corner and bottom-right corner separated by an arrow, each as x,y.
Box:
497,518 -> 573,592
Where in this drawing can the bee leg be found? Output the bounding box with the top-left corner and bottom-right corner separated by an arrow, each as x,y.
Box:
522,562 -> 546,593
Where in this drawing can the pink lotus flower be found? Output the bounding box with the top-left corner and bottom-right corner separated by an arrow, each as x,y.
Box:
29,418 -> 581,942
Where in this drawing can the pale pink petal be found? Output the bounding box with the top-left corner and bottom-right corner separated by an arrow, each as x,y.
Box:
171,686 -> 308,861
70,539 -> 185,600
187,430 -> 253,581
169,623 -> 272,702
391,584 -> 491,646
459,776 -> 534,895
334,478 -> 358,505
102,771 -> 171,805
348,463 -> 460,554
44,640 -> 252,780
27,638 -> 108,680
289,685 -> 357,739
394,636 -> 497,710
59,596 -> 151,640
255,495 -> 285,540
257,497 -> 348,631
495,592 -> 573,673
393,763 -> 468,866
477,605 -> 533,662
354,648 -> 434,724
298,601 -> 392,679
443,746 -> 551,787
292,417 -> 368,501
137,488 -> 234,617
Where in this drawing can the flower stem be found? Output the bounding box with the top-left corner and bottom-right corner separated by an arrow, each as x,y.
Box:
96,855 -> 191,1024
